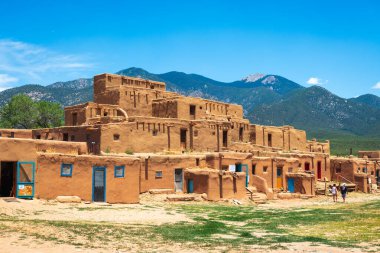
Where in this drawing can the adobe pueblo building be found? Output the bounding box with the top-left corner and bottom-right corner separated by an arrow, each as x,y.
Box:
0,73 -> 376,203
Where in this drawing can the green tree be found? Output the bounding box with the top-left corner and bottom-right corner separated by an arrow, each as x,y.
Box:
0,94 -> 38,128
35,100 -> 64,128
0,94 -> 64,129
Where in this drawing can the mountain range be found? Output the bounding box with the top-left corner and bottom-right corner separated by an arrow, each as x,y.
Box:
0,67 -> 379,143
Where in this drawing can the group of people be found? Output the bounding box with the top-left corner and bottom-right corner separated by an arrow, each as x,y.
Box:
331,183 -> 348,203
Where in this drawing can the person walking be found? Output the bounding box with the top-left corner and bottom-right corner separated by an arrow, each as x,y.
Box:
331,184 -> 338,202
340,183 -> 348,203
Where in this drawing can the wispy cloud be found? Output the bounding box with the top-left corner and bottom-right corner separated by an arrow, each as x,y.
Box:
0,39 -> 93,86
372,81 -> 380,89
0,73 -> 18,85
306,77 -> 328,85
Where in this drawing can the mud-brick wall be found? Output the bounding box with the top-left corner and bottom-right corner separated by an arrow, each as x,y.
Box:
139,155 -> 207,193
36,154 -> 140,203
152,100 -> 178,118
184,170 -> 246,200
0,129 -> 33,139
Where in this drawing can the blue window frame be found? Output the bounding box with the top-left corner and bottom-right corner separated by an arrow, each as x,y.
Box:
61,163 -> 73,177
114,165 -> 125,178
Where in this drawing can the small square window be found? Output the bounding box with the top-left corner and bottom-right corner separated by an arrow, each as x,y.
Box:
152,129 -> 158,136
263,166 -> 268,173
288,167 -> 293,173
61,163 -> 73,177
194,130 -> 198,137
155,171 -> 163,178
114,165 -> 125,178
114,134 -> 120,141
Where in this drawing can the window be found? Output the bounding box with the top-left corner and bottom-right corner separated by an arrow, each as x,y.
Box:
114,165 -> 125,178
36,135 -> 41,139
288,167 -> 293,173
10,132 -> 15,138
155,171 -> 163,178
196,158 -> 200,166
336,167 -> 342,173
63,133 -> 69,141
70,135 -> 75,141
190,105 -> 196,120
252,164 -> 256,175
114,134 -> 120,141
268,133 -> 272,147
194,130 -> 198,137
152,129 -> 158,136
263,166 -> 268,173
239,127 -> 244,141
61,163 -> 73,177
362,167 -> 367,173
72,113 -> 78,125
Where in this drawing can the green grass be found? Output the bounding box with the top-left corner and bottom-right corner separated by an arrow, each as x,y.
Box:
157,201 -> 380,249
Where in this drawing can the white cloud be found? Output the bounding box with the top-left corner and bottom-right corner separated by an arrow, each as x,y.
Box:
306,77 -> 328,85
372,82 -> 380,89
0,73 -> 18,85
0,39 -> 93,86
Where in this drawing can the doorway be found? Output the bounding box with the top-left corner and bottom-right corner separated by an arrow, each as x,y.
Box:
93,167 -> 106,202
222,130 -> 228,147
0,161 -> 16,197
376,170 -> 380,185
276,167 -> 283,189
317,161 -> 322,179
287,178 -> 295,193
189,105 -> 196,120
174,168 -> 183,192
180,129 -> 187,149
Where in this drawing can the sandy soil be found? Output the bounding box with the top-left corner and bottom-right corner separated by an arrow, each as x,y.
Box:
1,193 -> 379,253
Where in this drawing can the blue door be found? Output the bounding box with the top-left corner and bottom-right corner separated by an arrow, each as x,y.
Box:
235,164 -> 242,172
288,178 -> 295,193
242,164 -> 249,187
187,179 -> 194,193
93,167 -> 106,202
16,161 -> 35,199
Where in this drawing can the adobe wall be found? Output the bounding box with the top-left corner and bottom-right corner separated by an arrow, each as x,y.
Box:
307,139 -> 330,154
0,138 -> 86,162
64,102 -> 126,126
152,96 -> 244,121
99,118 -> 241,153
330,157 -> 376,186
286,174 -> 315,195
36,153 -> 140,203
32,126 -> 100,154
358,151 -> 380,159
250,125 -> 307,151
138,154 -> 208,193
0,129 -> 33,139
184,169 -> 246,200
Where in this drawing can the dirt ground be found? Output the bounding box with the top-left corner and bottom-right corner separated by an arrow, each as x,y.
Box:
1,192 -> 379,253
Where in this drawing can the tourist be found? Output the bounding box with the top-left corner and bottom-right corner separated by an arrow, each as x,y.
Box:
331,184 -> 338,202
340,183 -> 348,203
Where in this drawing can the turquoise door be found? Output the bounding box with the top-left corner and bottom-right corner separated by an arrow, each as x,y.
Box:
242,164 -> 249,187
187,179 -> 194,193
288,178 -> 295,193
16,161 -> 35,199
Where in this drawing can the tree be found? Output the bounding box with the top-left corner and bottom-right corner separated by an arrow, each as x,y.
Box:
35,100 -> 64,128
0,94 -> 37,128
0,94 -> 64,129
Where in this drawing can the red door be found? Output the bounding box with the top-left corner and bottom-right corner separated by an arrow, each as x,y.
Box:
317,161 -> 322,179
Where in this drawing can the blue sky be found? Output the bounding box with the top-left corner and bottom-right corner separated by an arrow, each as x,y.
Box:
0,0 -> 379,98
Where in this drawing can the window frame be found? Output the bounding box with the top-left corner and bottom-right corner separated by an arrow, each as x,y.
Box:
61,163 -> 73,177
155,171 -> 163,179
114,165 -> 125,178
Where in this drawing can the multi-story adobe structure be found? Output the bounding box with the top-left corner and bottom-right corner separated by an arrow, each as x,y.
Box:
0,73 -> 339,203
